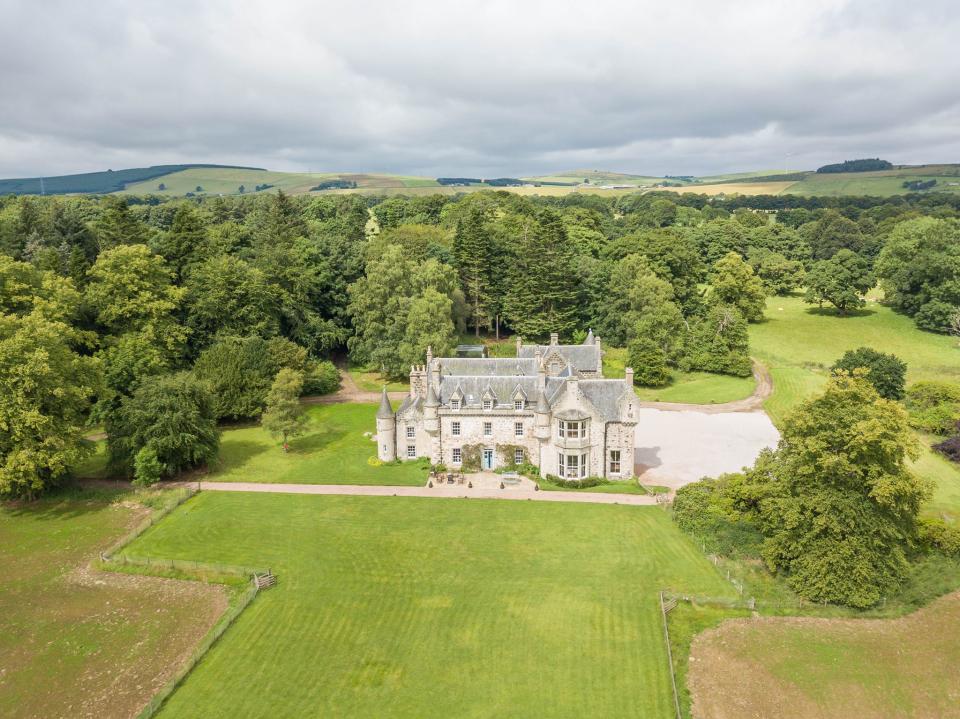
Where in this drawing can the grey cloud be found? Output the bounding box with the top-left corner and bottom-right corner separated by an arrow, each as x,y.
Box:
1,0 -> 958,178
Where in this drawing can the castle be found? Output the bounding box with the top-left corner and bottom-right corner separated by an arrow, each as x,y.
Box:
376,331 -> 637,479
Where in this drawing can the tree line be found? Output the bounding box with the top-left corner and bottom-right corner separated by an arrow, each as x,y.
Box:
1,186 -> 959,498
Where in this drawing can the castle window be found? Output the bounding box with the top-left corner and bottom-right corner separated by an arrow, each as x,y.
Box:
451,421 -> 461,436
558,452 -> 586,479
514,399 -> 524,411
482,399 -> 492,411
483,421 -> 492,437
452,447 -> 462,464
514,421 -> 523,437
406,445 -> 416,458
406,425 -> 415,439
514,448 -> 524,465
451,399 -> 461,410
609,450 -> 621,474
558,420 -> 585,440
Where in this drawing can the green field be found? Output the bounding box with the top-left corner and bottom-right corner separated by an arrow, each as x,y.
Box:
123,491 -> 732,718
782,164 -> 960,196
347,365 -> 409,393
749,293 -> 960,519
122,168 -> 440,197
0,489 -> 225,719
522,169 -> 673,187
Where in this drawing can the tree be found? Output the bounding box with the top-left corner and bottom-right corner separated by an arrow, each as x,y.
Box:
85,244 -> 187,352
832,347 -> 907,400
399,289 -> 458,367
92,196 -> 150,250
0,312 -> 101,499
627,337 -> 670,387
453,206 -> 497,335
503,210 -> 582,339
802,210 -> 864,260
745,373 -> 929,607
709,252 -> 767,322
184,254 -> 280,351
681,305 -> 752,377
0,254 -> 82,323
750,249 -> 805,296
876,218 -> 960,325
348,245 -> 464,379
108,373 -> 220,479
905,382 -> 960,435
193,335 -> 309,420
261,368 -> 307,451
152,204 -> 206,280
804,249 -> 874,314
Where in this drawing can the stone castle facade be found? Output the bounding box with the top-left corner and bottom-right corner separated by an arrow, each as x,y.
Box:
376,331 -> 637,479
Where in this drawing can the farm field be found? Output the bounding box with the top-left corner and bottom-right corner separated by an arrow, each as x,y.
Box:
124,491 -> 733,718
783,164 -> 960,196
0,488 -> 226,719
122,168 -> 439,196
658,180 -> 799,196
688,591 -> 960,719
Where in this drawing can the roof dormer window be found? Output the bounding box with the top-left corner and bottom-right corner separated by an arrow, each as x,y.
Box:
482,399 -> 492,411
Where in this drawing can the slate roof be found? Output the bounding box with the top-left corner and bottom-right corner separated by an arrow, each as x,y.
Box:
376,387 -> 394,418
439,375 -> 540,407
438,358 -> 539,376
579,379 -> 629,422
516,344 -> 600,373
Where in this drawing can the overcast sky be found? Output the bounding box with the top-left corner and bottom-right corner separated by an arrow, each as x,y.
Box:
1,0 -> 959,178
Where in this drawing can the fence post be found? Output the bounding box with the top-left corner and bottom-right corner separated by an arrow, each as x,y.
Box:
659,591 -> 683,719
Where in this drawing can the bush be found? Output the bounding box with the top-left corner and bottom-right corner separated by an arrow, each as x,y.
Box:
831,346 -> 907,400
918,517 -> 960,556
133,446 -> 163,487
543,474 -> 608,489
303,360 -> 340,395
934,434 -> 960,463
905,381 -> 960,435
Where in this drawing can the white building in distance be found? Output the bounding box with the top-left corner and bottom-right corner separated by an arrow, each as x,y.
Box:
376,331 -> 637,479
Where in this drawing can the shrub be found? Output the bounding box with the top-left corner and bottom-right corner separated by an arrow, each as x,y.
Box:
915,300 -> 959,333
905,381 -> 960,435
934,434 -> 960,463
918,517 -> 960,556
303,360 -> 340,395
133,446 -> 163,487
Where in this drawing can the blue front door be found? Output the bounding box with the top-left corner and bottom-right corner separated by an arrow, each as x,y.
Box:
482,449 -> 494,470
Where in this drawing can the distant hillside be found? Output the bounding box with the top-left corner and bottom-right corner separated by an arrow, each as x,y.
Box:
0,164 -> 264,195
816,158 -> 893,174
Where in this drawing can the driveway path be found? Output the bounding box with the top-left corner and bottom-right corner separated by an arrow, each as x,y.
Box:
193,481 -> 659,506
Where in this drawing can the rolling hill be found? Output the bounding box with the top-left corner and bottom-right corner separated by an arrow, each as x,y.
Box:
4,163 -> 960,198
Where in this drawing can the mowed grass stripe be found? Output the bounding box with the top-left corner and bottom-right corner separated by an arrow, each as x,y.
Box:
125,492 -> 731,718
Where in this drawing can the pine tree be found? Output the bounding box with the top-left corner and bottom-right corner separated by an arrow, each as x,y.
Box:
453,207 -> 496,336
503,210 -> 581,339
261,369 -> 307,451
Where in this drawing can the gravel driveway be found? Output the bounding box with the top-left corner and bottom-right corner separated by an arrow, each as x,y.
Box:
634,408 -> 779,491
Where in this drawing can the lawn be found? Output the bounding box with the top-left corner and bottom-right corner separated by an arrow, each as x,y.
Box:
124,491 -> 733,718
603,346 -> 756,404
0,488 -> 225,719
347,364 -> 409,392
207,403 -> 428,485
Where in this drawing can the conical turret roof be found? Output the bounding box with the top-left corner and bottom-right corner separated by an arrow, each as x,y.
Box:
376,386 -> 394,418
425,380 -> 439,407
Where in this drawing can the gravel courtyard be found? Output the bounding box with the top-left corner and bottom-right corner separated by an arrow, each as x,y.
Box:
633,408 -> 780,491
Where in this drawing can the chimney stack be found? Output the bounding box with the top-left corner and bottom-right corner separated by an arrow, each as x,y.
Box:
550,332 -> 559,346
515,335 -> 522,355
625,367 -> 634,387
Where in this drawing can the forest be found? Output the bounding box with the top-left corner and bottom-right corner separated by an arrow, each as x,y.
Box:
1,187 -> 959,498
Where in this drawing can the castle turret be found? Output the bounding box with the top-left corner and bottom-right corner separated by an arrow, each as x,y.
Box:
376,387 -> 396,462
424,371 -> 439,435
534,388 -> 551,440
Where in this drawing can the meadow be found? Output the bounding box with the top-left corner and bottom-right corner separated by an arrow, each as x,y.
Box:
123,491 -> 733,718
783,164 -> 960,196
0,488 -> 226,719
